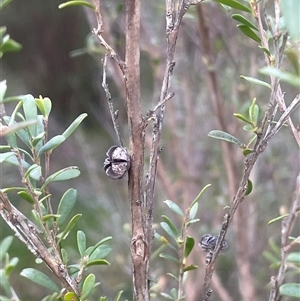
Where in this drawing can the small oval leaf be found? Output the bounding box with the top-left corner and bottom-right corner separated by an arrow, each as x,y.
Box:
280,283 -> 300,297
62,113 -> 88,139
81,273 -> 96,300
245,179 -> 253,196
57,188 -> 77,227
240,75 -> 271,89
184,236 -> 195,258
77,230 -> 86,257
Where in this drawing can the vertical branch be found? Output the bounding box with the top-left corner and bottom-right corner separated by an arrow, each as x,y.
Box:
124,1 -> 148,300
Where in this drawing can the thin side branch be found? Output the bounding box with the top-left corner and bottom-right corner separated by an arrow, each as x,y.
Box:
102,54 -> 123,146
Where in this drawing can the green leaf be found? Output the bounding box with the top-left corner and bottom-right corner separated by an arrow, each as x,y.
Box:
214,0 -> 252,13
42,214 -> 60,222
31,132 -> 45,147
0,152 -> 30,169
159,253 -> 180,263
77,230 -> 86,257
189,202 -> 198,220
249,98 -> 259,125
0,270 -> 12,297
81,273 -> 96,300
160,292 -> 173,300
0,0 -> 14,10
0,80 -> 7,103
0,236 -> 13,261
58,1 -> 96,10
1,37 -> 22,54
20,268 -> 60,292
88,245 -> 112,262
62,113 -> 88,139
268,214 -> 289,225
245,179 -> 253,196
183,264 -> 198,272
18,191 -> 34,204
184,236 -> 195,258
85,236 -> 113,257
234,113 -> 252,124
237,25 -> 261,43
22,94 -> 38,137
113,291 -> 124,301
243,148 -> 254,156
280,283 -> 300,297
24,164 -> 42,181
208,130 -> 243,148
281,0 -> 300,41
61,248 -> 68,265
170,288 -> 178,300
160,222 -> 178,242
240,75 -> 271,89
260,67 -> 300,87
57,188 -> 77,227
86,259 -> 110,267
35,97 -> 52,118
161,215 -> 179,239
163,199 -> 184,217
41,166 -> 80,190
232,14 -> 258,31
63,292 -> 80,301
57,214 -> 82,243
190,184 -> 211,208
287,252 -> 300,266
285,48 -> 300,76
38,135 -> 66,155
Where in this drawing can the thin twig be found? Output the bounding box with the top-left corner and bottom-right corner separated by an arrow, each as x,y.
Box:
93,0 -> 126,74
269,174 -> 300,301
102,54 -> 123,146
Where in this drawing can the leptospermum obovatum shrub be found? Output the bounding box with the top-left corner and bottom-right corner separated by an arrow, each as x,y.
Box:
0,85 -> 115,301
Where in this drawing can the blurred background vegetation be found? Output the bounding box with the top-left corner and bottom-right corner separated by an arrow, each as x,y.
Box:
0,0 -> 299,300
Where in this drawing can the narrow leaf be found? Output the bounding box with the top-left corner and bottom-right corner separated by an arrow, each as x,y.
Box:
0,236 -> 13,261
42,167 -> 80,190
237,25 -> 261,43
160,222 -> 178,242
268,214 -> 289,225
245,179 -> 253,196
234,113 -> 252,124
113,291 -> 123,301
57,214 -> 82,243
20,268 -> 59,292
18,191 -> 34,204
38,135 -> 66,155
88,245 -> 112,262
58,1 -> 96,10
287,252 -> 300,266
240,75 -> 271,89
183,264 -> 198,272
159,253 -> 180,263
163,199 -> 184,217
208,130 -> 242,148
232,14 -> 258,31
214,0 -> 252,13
22,94 -> 38,137
260,67 -> 300,87
162,215 -> 179,238
190,184 -> 211,208
62,113 -> 88,139
57,188 -> 77,227
77,230 -> 86,257
86,259 -> 110,267
81,273 -> 95,301
189,202 -> 198,220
